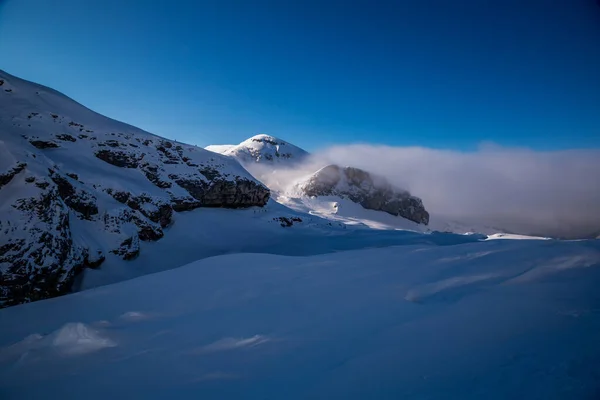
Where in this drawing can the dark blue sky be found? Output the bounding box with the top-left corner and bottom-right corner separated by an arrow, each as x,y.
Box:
1,0 -> 599,150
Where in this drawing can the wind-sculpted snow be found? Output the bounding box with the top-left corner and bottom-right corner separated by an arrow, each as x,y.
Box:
0,238 -> 599,399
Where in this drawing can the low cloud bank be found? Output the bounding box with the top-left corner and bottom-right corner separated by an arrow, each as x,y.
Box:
312,144 -> 600,239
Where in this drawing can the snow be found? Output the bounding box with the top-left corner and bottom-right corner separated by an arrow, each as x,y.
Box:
486,233 -> 550,240
204,144 -> 235,154
1,238 -> 599,399
221,134 -> 310,165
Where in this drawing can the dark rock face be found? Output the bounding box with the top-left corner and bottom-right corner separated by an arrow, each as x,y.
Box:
50,173 -> 98,219
149,204 -> 173,228
110,237 -> 140,260
1,188 -> 87,307
172,175 -> 270,208
55,133 -> 76,142
301,165 -> 430,225
131,215 -> 164,242
141,163 -> 172,188
29,140 -> 59,149
0,162 -> 26,189
95,149 -> 140,168
171,199 -> 203,212
274,216 -> 303,227
106,190 -> 174,228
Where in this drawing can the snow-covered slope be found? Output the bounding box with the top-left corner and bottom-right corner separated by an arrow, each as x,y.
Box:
1,238 -> 599,399
219,134 -> 310,165
0,70 -> 270,307
204,144 -> 235,154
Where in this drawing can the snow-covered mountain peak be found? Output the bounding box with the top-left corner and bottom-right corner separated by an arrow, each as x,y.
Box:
209,134 -> 310,165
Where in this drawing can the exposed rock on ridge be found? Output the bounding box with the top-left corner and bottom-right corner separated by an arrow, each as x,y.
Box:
213,134 -> 310,165
299,164 -> 429,225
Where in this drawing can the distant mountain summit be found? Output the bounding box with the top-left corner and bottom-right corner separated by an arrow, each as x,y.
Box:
207,134 -> 309,165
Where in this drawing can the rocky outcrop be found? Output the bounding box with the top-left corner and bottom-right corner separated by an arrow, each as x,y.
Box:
110,237 -> 140,260
1,187 -> 87,307
299,165 -> 429,225
0,162 -> 26,189
50,173 -> 98,220
171,174 -> 270,208
95,149 -> 140,168
140,163 -> 172,188
274,216 -> 303,227
29,140 -> 59,149
55,133 -> 76,142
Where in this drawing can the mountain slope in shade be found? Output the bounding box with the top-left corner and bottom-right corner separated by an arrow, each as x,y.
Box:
219,134 -> 310,165
0,69 -> 270,307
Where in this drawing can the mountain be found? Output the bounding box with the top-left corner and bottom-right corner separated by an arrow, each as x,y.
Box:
296,164 -> 430,225
207,136 -> 430,225
0,70 -> 270,307
210,134 -> 310,165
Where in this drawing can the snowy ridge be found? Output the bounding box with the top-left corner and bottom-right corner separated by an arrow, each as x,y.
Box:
204,144 -> 235,154
220,134 -> 310,165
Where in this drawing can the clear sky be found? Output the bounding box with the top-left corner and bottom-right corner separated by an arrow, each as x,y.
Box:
1,0 -> 599,151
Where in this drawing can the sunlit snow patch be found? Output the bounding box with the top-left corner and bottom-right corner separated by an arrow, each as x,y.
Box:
195,335 -> 270,354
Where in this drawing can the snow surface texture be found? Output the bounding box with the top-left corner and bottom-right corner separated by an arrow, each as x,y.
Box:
1,238 -> 599,399
0,69 -> 270,307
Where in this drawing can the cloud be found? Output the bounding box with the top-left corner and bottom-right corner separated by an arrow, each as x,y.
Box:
312,144 -> 600,238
